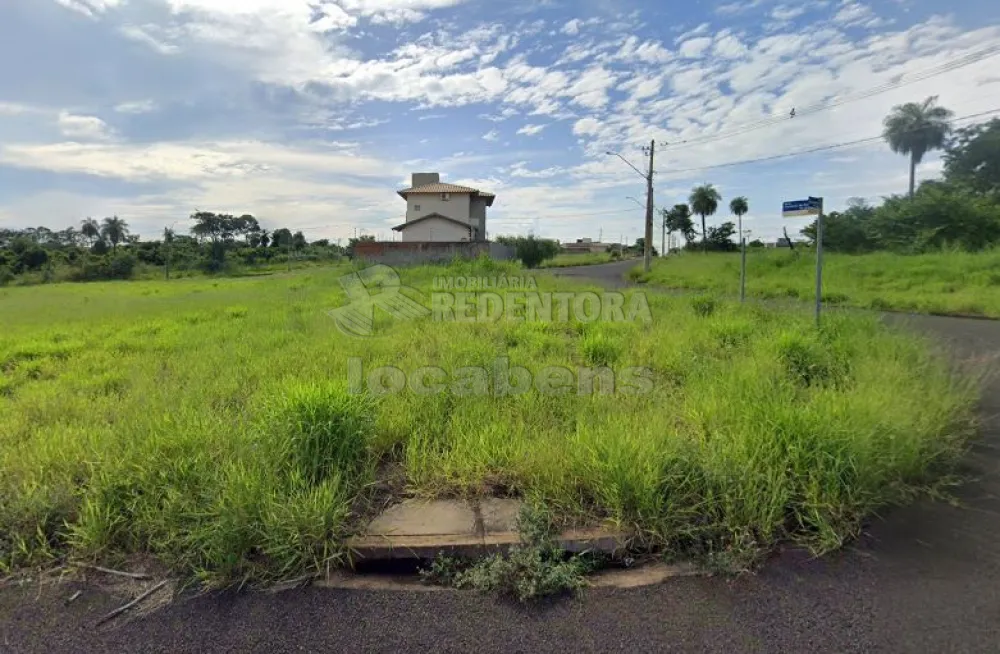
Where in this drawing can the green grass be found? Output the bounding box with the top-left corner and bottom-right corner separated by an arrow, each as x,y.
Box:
0,258 -> 978,585
645,248 -> 1000,318
540,252 -> 619,268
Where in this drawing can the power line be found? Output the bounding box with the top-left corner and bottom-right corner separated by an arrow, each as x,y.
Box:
661,107 -> 1000,176
661,44 -> 1000,152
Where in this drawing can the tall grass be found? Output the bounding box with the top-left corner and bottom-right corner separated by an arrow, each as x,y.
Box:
645,248 -> 1000,318
0,259 -> 978,583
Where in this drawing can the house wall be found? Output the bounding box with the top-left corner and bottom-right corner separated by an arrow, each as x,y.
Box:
469,198 -> 488,241
406,193 -> 472,224
400,216 -> 471,243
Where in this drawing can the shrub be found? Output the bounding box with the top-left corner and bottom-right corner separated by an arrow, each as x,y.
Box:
421,505 -> 592,602
691,295 -> 717,317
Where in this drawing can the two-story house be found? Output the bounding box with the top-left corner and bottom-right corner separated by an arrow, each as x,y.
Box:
392,173 -> 495,242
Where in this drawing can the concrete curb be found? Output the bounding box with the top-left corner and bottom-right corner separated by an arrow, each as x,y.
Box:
346,498 -> 632,562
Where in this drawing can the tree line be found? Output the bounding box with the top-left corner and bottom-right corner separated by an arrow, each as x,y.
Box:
660,97 -> 1000,254
0,212 -> 348,285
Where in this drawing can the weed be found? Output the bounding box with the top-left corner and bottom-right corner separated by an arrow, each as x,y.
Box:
422,505 -> 592,601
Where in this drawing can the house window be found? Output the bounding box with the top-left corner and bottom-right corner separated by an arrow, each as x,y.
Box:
414,204 -> 421,211
441,193 -> 450,201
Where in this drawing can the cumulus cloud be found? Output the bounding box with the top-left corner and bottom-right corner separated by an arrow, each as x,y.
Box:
482,129 -> 499,141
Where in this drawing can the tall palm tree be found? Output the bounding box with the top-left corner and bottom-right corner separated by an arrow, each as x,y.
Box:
729,197 -> 749,244
689,184 -> 721,253
80,218 -> 100,246
882,96 -> 953,198
100,216 -> 129,252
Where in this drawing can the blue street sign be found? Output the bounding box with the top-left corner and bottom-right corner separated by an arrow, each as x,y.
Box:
782,197 -> 822,218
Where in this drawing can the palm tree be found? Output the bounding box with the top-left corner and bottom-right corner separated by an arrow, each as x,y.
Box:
100,216 -> 129,252
882,96 -> 953,198
689,184 -> 721,253
80,218 -> 100,246
729,197 -> 749,244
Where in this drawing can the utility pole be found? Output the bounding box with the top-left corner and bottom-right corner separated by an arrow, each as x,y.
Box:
643,139 -> 655,273
660,209 -> 666,259
813,196 -> 824,327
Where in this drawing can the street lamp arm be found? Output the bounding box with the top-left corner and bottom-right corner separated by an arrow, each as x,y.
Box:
606,151 -> 648,180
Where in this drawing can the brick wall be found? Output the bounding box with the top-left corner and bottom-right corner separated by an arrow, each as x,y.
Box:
353,241 -> 516,266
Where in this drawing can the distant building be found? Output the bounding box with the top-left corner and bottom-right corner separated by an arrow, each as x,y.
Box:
562,238 -> 612,254
392,173 -> 495,243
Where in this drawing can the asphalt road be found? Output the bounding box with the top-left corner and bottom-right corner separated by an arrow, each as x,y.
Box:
2,262 -> 999,653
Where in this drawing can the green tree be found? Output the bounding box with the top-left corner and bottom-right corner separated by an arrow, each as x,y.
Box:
80,218 -> 101,246
944,117 -> 1000,197
271,228 -> 293,249
882,96 -> 953,198
800,198 -> 876,253
689,184 -> 722,253
662,204 -> 696,246
705,221 -> 737,251
729,196 -> 749,244
100,216 -> 129,251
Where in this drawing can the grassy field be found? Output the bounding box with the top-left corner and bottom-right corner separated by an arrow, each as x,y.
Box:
643,248 -> 1000,318
0,258 -> 978,584
540,252 -> 619,268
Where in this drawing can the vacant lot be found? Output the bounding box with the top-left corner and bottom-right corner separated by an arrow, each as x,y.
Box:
0,259 -> 977,584
644,248 -> 1000,318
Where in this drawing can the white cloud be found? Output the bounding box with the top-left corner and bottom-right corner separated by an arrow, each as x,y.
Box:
561,19 -> 582,35
114,100 -> 158,114
714,33 -> 748,59
714,0 -> 763,16
771,5 -> 806,21
675,22 -> 711,44
119,25 -> 181,54
833,2 -> 882,28
516,124 -> 547,136
679,37 -> 713,59
482,129 -> 499,142
57,112 -> 112,140
53,0 -> 122,18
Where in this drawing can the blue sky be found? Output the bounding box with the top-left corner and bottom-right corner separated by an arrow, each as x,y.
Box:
1,0 -> 999,244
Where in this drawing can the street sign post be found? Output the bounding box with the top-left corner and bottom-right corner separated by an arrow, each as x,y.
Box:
782,197 -> 824,326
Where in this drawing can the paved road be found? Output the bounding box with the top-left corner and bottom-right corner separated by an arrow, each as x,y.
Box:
2,262 -> 999,653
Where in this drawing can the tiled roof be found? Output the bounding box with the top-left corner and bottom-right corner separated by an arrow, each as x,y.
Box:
392,212 -> 472,231
397,182 -> 496,206
397,183 -> 481,195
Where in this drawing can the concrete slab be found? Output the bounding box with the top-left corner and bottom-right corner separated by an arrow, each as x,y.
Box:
348,498 -> 633,563
365,500 -> 477,537
478,498 -> 521,534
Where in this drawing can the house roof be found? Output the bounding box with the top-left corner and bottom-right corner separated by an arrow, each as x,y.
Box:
391,212 -> 473,232
397,182 -> 496,206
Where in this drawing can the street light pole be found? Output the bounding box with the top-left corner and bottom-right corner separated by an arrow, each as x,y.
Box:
608,145 -> 658,273
643,140 -> 654,273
